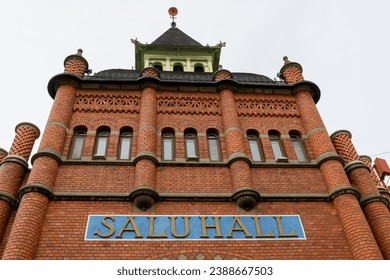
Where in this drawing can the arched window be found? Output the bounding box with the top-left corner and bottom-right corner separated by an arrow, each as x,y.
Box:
207,129 -> 221,161
161,128 -> 175,161
247,129 -> 263,162
173,63 -> 184,72
184,128 -> 198,161
269,130 -> 287,162
69,126 -> 87,159
153,63 -> 163,71
194,64 -> 205,73
118,127 -> 133,160
93,126 -> 110,159
290,131 -> 308,162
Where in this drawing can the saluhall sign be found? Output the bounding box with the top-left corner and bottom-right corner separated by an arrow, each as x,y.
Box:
85,215 -> 306,240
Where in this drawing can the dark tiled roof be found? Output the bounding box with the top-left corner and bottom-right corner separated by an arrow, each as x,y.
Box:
87,69 -> 277,84
151,28 -> 203,47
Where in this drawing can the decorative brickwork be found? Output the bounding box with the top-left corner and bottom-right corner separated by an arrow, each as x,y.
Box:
213,69 -> 233,81
157,93 -> 220,115
0,148 -> 7,163
63,49 -> 88,77
140,67 -> 160,78
8,123 -> 40,160
331,131 -> 359,164
74,91 -> 141,113
236,96 -> 299,117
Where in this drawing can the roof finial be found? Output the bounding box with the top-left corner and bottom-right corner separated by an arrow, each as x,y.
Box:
168,7 -> 178,28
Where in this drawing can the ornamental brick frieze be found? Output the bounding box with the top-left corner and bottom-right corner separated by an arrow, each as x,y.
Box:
235,97 -> 299,117
157,94 -> 221,115
73,91 -> 141,113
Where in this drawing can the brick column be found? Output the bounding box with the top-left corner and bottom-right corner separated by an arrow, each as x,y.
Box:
130,67 -> 160,211
2,50 -> 88,259
0,123 -> 40,245
331,131 -> 390,259
280,57 -> 383,259
213,69 -> 260,211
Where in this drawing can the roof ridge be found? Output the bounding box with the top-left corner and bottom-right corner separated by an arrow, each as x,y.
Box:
151,27 -> 203,47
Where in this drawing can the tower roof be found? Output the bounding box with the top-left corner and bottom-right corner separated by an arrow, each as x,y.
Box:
151,27 -> 203,47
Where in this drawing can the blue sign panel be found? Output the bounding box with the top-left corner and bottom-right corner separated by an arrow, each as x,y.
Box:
85,215 -> 305,241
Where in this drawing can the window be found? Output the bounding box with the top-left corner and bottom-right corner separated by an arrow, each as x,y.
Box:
153,63 -> 163,71
247,130 -> 263,162
207,129 -> 221,161
93,126 -> 110,159
194,64 -> 205,73
290,131 -> 308,162
118,127 -> 133,160
184,128 -> 198,161
69,126 -> 87,159
269,130 -> 287,162
161,128 -> 175,161
173,63 -> 184,72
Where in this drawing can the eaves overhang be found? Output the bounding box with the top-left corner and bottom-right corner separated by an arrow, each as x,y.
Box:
47,73 -> 321,104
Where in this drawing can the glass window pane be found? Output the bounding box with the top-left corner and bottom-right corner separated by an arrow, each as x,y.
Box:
163,138 -> 173,160
271,140 -> 283,159
71,137 -> 84,159
249,140 -> 262,161
186,139 -> 196,157
119,138 -> 131,159
293,141 -> 307,162
96,137 -> 107,156
208,138 -> 220,161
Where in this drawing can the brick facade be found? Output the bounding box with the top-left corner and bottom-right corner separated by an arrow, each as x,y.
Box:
1,30 -> 390,260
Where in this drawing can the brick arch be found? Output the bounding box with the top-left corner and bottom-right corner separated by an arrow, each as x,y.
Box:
147,249 -> 254,260
116,118 -> 138,132
69,120 -> 94,131
89,119 -> 116,131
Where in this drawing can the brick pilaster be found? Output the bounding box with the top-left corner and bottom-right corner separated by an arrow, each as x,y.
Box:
131,68 -> 160,211
293,80 -> 382,258
215,69 -> 259,210
2,51 -> 87,259
331,130 -> 390,259
0,123 -> 40,247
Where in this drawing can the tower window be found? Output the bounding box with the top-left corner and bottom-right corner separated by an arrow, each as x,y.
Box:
207,129 -> 221,161
153,63 -> 163,71
118,127 -> 133,160
173,63 -> 184,72
69,126 -> 87,159
184,128 -> 198,161
194,65 -> 205,73
162,128 -> 175,161
269,130 -> 287,162
247,130 -> 263,162
290,131 -> 308,162
93,126 -> 110,159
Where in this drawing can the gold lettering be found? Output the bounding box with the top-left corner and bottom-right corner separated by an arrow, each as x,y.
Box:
227,217 -> 252,238
252,216 -> 275,238
147,216 -> 167,238
170,216 -> 190,238
116,217 -> 142,238
273,216 -> 298,238
93,216 -> 116,238
200,216 -> 223,238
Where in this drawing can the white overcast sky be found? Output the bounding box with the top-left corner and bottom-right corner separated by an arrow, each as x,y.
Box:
1,0 -> 389,171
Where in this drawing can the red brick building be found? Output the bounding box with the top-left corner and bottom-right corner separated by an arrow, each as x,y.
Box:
1,17 -> 390,260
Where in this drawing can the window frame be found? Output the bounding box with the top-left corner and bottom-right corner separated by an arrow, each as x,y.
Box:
269,131 -> 288,163
246,130 -> 263,162
93,126 -> 110,160
290,132 -> 308,162
161,128 -> 175,161
117,127 -> 133,160
184,128 -> 199,161
68,126 -> 87,160
207,129 -> 222,162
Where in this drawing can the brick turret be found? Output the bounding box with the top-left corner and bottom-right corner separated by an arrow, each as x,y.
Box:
213,68 -> 260,210
2,51 -> 88,259
0,123 -> 40,246
331,130 -> 390,259
0,148 -> 7,163
279,56 -> 304,84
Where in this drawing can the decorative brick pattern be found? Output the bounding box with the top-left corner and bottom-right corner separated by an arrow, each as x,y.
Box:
64,50 -> 88,77
157,94 -> 220,115
331,133 -> 359,164
74,91 -> 141,113
8,124 -> 40,160
236,97 -> 299,117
